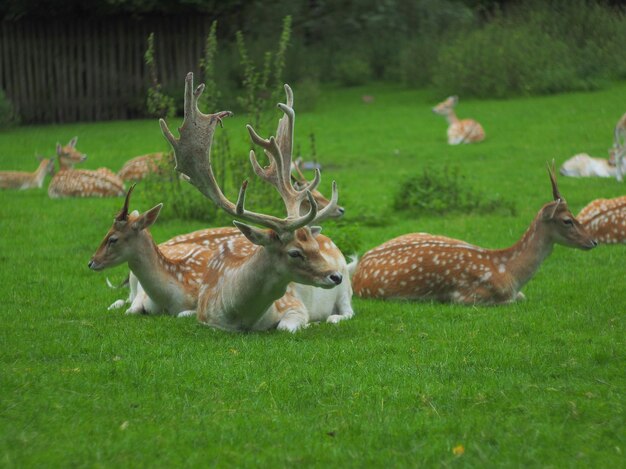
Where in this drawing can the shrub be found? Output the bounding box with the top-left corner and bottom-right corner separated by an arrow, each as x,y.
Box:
334,55 -> 371,87
432,1 -> 626,98
144,32 -> 176,119
393,166 -> 516,217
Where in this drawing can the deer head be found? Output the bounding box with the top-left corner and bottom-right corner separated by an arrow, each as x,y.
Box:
432,96 -> 458,115
540,163 -> 597,250
159,73 -> 343,289
88,185 -> 163,271
56,136 -> 87,170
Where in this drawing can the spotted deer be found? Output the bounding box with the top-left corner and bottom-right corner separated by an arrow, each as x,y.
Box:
432,96 -> 485,145
118,152 -> 168,181
353,166 -> 597,305
0,156 -> 55,189
159,73 -> 353,332
576,195 -> 626,244
88,185 -> 213,316
48,137 -> 126,198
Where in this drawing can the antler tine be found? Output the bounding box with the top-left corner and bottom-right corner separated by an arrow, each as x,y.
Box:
547,160 -> 562,201
116,184 -> 136,222
313,180 -> 340,223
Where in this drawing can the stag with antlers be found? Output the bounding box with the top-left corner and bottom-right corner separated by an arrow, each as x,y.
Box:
353,165 -> 597,305
159,73 -> 352,332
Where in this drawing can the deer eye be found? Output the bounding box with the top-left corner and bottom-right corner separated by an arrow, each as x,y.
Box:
108,236 -> 118,245
562,219 -> 573,226
287,249 -> 303,259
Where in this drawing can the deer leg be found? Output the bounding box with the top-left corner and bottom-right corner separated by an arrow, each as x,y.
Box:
327,284 -> 354,324
125,281 -> 147,315
275,294 -> 310,333
177,310 -> 196,318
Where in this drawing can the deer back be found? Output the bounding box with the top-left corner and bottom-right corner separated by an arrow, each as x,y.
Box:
118,153 -> 166,181
48,168 -> 125,198
577,196 -> 626,244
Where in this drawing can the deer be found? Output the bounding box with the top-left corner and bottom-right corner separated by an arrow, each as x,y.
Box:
576,195 -> 626,244
559,152 -> 625,179
432,96 -> 485,145
117,152 -> 169,181
352,165 -> 597,305
107,95 -> 348,317
560,112 -> 626,181
48,137 -> 126,198
88,185 -> 214,317
0,156 -> 55,190
159,73 -> 353,332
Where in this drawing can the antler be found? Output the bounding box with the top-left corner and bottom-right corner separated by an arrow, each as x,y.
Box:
547,160 -> 563,202
116,184 -> 136,222
160,73 -> 326,233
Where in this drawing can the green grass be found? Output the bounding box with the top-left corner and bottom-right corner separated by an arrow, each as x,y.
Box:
1,82 -> 625,467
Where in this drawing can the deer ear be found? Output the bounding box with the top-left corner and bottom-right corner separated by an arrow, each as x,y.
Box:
542,200 -> 561,220
310,226 -> 322,237
69,136 -> 78,148
56,143 -> 62,155
450,96 -> 459,105
132,204 -> 163,231
233,221 -> 276,246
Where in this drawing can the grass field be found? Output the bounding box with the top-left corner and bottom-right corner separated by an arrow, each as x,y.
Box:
1,82 -> 624,467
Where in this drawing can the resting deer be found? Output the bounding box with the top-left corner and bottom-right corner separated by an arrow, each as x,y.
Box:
352,165 -> 597,305
89,185 -> 213,316
576,195 -> 626,244
0,156 -> 55,189
559,152 -> 625,179
118,152 -> 168,181
159,73 -> 353,332
48,137 -> 126,198
432,96 -> 485,145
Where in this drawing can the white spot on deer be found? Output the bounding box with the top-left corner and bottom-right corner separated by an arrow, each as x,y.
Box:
498,264 -> 506,274
481,271 -> 492,281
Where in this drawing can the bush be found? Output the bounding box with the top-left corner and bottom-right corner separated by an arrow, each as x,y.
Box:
432,1 -> 626,98
0,89 -> 19,128
393,166 -> 516,217
334,55 -> 371,87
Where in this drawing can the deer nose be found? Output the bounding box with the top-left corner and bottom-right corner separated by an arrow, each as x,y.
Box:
591,239 -> 598,247
337,207 -> 345,215
88,260 -> 94,269
329,273 -> 343,285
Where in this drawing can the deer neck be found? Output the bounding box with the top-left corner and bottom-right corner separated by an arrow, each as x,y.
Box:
212,247 -> 291,329
126,231 -> 189,307
445,110 -> 460,125
496,215 -> 554,290
33,161 -> 49,187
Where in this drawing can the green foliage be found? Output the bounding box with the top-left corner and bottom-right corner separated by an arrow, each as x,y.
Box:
0,89 -> 18,128
234,16 -> 293,214
199,20 -> 221,114
432,1 -> 626,98
394,166 -> 516,216
144,32 -> 176,119
334,55 -> 371,87
140,153 -> 219,222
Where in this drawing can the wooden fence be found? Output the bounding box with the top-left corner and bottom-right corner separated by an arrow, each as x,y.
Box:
0,17 -> 214,124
